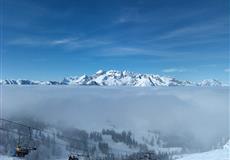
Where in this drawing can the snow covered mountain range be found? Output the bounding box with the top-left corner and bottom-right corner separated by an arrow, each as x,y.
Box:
0,70 -> 224,87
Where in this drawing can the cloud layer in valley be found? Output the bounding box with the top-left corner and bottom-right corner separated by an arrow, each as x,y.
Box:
1,86 -> 229,150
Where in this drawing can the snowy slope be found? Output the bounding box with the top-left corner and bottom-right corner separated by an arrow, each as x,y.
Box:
139,130 -> 182,154
102,134 -> 139,154
176,140 -> 230,160
0,155 -> 19,160
0,70 -> 223,87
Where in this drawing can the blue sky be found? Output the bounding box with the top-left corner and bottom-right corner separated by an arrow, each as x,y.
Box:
1,0 -> 229,83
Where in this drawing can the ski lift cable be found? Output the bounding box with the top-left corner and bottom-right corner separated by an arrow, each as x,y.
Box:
0,118 -> 84,143
0,119 -> 89,148
0,125 -> 131,159
0,118 -> 97,145
0,126 -> 28,137
0,118 -> 132,155
0,126 -> 89,153
0,126 -> 94,159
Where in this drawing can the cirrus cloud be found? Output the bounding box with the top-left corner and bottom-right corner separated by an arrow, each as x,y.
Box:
162,68 -> 188,73
224,68 -> 230,73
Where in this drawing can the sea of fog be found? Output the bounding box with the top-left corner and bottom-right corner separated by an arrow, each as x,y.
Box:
1,86 -> 229,149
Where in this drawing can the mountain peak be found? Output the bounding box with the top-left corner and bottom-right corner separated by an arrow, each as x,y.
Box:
95,69 -> 105,75
0,70 -> 224,87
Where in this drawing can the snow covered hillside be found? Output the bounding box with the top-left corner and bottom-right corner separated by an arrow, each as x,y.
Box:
1,140 -> 229,160
0,155 -> 18,160
176,140 -> 230,160
0,70 -> 224,87
0,123 -> 184,160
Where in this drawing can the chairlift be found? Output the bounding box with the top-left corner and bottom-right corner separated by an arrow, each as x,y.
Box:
15,127 -> 37,157
68,154 -> 79,160
15,144 -> 36,157
68,152 -> 90,160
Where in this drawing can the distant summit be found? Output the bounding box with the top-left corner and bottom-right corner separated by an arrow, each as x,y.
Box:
0,70 -> 223,87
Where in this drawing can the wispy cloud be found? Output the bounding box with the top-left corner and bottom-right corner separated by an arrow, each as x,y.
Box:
60,38 -> 111,50
114,7 -> 148,24
224,68 -> 230,73
159,18 -> 228,40
107,47 -> 144,53
100,47 -> 145,57
162,68 -> 188,73
50,38 -> 78,45
199,64 -> 217,68
115,15 -> 146,24
8,38 -> 49,46
8,37 -> 111,50
99,47 -> 168,58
